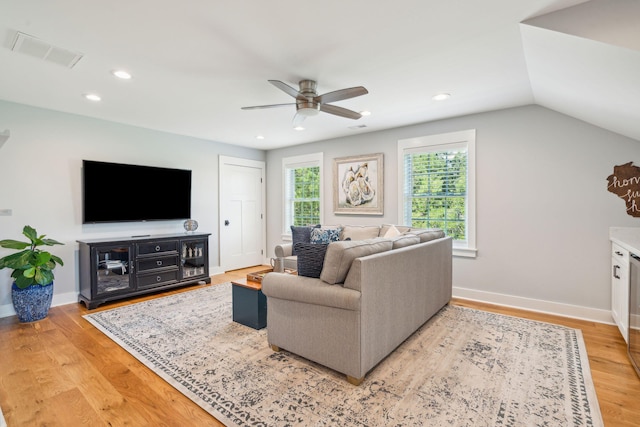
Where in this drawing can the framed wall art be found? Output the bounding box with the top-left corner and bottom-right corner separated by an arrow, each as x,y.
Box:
333,153 -> 383,215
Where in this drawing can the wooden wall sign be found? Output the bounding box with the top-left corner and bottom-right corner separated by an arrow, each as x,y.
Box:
607,162 -> 640,217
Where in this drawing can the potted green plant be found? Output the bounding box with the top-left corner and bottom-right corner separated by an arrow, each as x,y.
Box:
0,225 -> 64,322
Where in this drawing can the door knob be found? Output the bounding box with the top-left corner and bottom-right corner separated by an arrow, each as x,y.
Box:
224,220 -> 230,226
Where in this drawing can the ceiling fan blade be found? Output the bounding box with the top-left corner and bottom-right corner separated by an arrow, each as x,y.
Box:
292,112 -> 307,127
241,103 -> 295,110
268,80 -> 306,100
320,104 -> 362,120
315,86 -> 368,104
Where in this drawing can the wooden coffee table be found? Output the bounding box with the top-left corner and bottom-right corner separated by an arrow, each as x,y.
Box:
231,278 -> 266,330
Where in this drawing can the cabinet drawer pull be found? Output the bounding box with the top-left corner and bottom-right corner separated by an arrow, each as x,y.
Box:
156,276 -> 162,282
613,265 -> 621,279
615,251 -> 624,256
157,260 -> 163,266
155,245 -> 161,252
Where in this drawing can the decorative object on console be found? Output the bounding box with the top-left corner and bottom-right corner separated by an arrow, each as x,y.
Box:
606,162 -> 640,217
183,219 -> 199,233
0,225 -> 65,322
333,153 -> 383,215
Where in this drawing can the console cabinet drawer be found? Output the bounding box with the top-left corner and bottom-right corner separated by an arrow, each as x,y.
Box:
137,240 -> 178,256
137,269 -> 179,288
136,255 -> 179,273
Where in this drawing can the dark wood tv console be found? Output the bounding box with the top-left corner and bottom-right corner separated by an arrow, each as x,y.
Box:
77,232 -> 211,309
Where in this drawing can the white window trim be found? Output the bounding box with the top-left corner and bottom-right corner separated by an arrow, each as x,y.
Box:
397,129 -> 477,258
282,152 -> 324,240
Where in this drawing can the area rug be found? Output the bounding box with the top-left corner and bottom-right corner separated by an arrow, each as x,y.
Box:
84,283 -> 603,426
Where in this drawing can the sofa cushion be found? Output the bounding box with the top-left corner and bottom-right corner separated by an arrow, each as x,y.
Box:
341,225 -> 381,241
294,243 -> 328,278
320,238 -> 393,285
406,228 -> 446,243
310,227 -> 342,244
379,224 -> 411,237
382,224 -> 401,238
291,225 -> 320,255
389,234 -> 421,249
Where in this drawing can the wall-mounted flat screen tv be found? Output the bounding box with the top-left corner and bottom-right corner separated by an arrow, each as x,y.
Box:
82,160 -> 192,223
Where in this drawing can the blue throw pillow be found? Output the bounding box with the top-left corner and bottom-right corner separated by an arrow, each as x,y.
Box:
294,243 -> 328,278
291,225 -> 320,255
310,228 -> 342,244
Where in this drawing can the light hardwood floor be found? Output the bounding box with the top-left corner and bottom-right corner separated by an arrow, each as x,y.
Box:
1,266 -> 639,426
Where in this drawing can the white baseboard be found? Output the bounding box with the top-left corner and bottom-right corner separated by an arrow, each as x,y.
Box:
209,266 -> 226,276
453,286 -> 614,325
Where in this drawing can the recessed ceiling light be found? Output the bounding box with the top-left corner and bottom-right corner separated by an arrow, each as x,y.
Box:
293,126 -> 305,131
112,69 -> 132,79
360,110 -> 371,116
432,93 -> 451,101
256,135 -> 265,140
84,93 -> 101,102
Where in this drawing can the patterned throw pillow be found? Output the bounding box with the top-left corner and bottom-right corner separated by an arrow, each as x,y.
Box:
290,225 -> 320,255
294,243 -> 328,278
310,228 -> 342,244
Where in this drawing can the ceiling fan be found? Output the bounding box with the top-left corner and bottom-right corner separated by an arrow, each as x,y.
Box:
241,80 -> 368,126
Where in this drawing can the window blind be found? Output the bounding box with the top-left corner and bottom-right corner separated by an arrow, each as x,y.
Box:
403,145 -> 468,241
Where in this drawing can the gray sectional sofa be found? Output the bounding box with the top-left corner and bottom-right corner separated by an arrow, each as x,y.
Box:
262,224 -> 452,385
274,224 -> 445,270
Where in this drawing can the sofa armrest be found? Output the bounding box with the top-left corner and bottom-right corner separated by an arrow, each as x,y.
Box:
275,243 -> 293,257
262,273 -> 360,311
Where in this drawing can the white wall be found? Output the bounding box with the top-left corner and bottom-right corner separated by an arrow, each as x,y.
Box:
0,100 -> 265,317
266,105 -> 640,322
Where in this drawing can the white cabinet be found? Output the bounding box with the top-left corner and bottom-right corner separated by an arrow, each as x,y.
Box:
611,242 -> 630,343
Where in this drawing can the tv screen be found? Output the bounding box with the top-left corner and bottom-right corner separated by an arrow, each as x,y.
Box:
82,160 -> 192,223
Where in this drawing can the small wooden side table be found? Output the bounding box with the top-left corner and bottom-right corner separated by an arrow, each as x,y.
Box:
231,278 -> 266,330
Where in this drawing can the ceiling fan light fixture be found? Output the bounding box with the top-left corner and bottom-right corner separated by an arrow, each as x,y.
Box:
293,126 -> 305,131
296,100 -> 320,117
360,110 -> 371,116
297,107 -> 319,117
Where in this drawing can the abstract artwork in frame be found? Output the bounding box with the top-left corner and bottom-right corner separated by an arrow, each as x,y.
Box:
333,153 -> 383,215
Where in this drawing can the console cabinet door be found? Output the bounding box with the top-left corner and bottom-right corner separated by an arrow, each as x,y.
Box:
93,245 -> 134,297
181,238 -> 209,279
612,243 -> 630,343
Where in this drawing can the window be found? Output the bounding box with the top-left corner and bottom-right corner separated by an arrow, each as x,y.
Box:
398,130 -> 476,257
282,153 -> 323,237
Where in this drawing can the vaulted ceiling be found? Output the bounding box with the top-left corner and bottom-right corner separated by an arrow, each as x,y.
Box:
0,0 -> 638,149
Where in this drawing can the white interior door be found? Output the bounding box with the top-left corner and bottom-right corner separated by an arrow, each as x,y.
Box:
219,156 -> 265,271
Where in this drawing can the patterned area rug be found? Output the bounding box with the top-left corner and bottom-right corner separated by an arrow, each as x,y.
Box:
84,283 -> 603,426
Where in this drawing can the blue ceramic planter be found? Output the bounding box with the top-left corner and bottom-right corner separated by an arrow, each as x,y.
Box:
11,282 -> 54,322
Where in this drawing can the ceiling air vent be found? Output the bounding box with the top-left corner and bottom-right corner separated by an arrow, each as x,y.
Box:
11,32 -> 83,68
